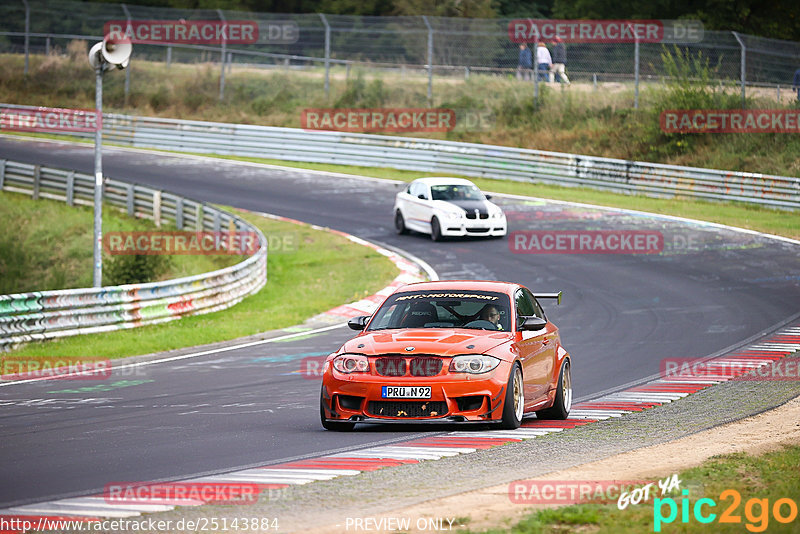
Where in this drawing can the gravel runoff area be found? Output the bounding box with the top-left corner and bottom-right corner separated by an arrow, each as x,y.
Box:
117,356 -> 800,533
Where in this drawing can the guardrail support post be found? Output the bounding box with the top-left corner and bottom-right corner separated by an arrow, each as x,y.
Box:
422,16 -> 433,106
213,211 -> 221,233
153,191 -> 162,227
196,204 -> 203,230
33,165 -> 40,200
66,171 -> 75,206
0,160 -> 5,191
126,184 -> 134,216
319,13 -> 331,100
22,0 -> 30,75
732,31 -> 746,109
175,197 -> 184,230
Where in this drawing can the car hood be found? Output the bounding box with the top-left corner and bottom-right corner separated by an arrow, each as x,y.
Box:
436,199 -> 492,215
342,329 -> 513,357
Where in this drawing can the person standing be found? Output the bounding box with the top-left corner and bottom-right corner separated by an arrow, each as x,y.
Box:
536,42 -> 552,82
551,37 -> 570,85
793,68 -> 800,102
517,43 -> 533,81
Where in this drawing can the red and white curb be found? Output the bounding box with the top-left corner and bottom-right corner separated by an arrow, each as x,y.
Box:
2,324 -> 797,529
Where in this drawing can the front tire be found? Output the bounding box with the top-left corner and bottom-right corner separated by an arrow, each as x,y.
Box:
536,359 -> 571,420
320,388 -> 355,431
431,216 -> 443,242
500,363 -> 524,429
394,210 -> 408,235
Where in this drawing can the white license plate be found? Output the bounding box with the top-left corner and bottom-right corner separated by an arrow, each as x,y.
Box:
381,386 -> 431,399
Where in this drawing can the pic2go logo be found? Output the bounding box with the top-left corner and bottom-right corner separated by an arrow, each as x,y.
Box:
653,489 -> 798,532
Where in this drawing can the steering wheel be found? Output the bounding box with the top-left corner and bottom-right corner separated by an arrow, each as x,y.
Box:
463,320 -> 499,330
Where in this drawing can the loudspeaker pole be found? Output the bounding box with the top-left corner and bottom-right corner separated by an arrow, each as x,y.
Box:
93,63 -> 104,287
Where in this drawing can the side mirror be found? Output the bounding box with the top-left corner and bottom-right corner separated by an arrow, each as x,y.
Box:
347,315 -> 370,330
520,316 -> 547,331
418,194 -> 427,200
485,194 -> 492,200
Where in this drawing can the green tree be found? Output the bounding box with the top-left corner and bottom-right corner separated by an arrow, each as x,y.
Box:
392,0 -> 496,18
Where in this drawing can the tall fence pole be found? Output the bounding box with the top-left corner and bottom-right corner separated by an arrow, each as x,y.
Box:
733,31 -> 746,109
533,38 -> 539,103
121,4 -> 132,103
319,13 -> 331,100
422,16 -> 433,106
93,66 -> 104,287
22,0 -> 30,75
634,36 -> 640,109
217,8 -> 227,100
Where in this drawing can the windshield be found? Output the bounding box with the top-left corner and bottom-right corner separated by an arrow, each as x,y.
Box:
430,184 -> 484,201
367,290 -> 511,331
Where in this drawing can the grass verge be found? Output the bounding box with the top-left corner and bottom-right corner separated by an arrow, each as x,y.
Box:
465,445 -> 800,533
5,208 -> 399,359
0,190 -> 239,294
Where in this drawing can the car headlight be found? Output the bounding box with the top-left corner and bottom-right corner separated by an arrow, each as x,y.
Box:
446,211 -> 463,219
491,210 -> 504,219
332,353 -> 370,373
449,354 -> 501,374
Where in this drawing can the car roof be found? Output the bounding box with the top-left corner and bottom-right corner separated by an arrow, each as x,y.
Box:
411,177 -> 478,187
392,280 -> 519,295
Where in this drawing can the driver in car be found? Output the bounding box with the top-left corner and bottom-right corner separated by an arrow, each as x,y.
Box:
479,304 -> 503,330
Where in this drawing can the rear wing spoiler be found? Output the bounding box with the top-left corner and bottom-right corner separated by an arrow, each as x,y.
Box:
534,291 -> 562,305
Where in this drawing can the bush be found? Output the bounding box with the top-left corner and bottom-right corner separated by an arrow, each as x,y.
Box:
105,254 -> 171,286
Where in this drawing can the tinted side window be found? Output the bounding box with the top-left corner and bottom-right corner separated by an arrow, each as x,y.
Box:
515,289 -> 534,319
523,288 -> 546,320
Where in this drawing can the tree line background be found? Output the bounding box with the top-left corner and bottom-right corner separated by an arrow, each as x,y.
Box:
82,0 -> 800,41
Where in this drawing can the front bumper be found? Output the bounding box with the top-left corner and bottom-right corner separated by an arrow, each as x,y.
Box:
440,217 -> 507,237
321,361 -> 512,424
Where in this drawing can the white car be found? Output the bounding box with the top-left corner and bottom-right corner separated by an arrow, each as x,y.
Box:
393,178 -> 507,241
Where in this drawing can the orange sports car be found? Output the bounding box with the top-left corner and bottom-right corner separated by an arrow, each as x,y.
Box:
320,280 -> 572,431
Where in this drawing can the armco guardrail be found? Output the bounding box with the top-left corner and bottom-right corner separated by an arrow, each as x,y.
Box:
0,158 -> 267,350
3,104 -> 794,210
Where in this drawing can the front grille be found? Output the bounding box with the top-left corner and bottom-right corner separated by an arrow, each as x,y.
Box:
465,227 -> 490,233
367,401 -> 448,418
375,358 -> 407,376
409,357 -> 443,376
373,356 -> 444,377
465,212 -> 489,220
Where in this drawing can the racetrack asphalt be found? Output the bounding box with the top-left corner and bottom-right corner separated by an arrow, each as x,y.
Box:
1,137 -> 798,507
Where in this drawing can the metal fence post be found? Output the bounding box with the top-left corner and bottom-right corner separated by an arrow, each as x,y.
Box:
733,31 -> 746,109
45,37 -> 50,56
121,4 -> 132,103
533,38 -> 539,103
166,46 -> 172,68
634,37 -> 640,109
422,16 -> 433,105
22,0 -> 30,75
32,165 -> 40,200
0,160 -> 5,190
319,13 -> 331,100
593,73 -> 597,91
217,9 -> 227,100
66,171 -> 75,206
777,85 -> 781,102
